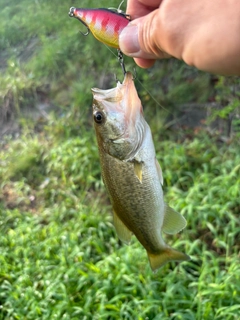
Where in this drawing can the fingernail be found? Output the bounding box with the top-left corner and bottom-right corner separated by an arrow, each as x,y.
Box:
119,24 -> 140,55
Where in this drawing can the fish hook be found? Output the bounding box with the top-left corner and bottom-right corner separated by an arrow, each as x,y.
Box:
113,50 -> 127,83
117,49 -> 127,76
69,7 -> 90,36
79,24 -> 90,37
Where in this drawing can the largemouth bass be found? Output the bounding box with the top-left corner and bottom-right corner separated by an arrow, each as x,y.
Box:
91,72 -> 190,271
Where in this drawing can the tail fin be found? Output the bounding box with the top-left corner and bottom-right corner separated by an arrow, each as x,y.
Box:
147,247 -> 190,272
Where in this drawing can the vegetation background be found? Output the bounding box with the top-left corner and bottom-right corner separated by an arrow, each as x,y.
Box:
0,0 -> 239,319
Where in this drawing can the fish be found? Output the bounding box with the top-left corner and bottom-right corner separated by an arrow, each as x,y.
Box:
91,72 -> 190,271
69,7 -> 130,49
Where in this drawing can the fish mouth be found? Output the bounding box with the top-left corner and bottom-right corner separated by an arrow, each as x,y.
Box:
69,7 -> 76,17
122,71 -> 134,87
91,72 -> 142,118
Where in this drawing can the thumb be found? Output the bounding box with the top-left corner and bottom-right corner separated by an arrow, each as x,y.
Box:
119,10 -> 170,61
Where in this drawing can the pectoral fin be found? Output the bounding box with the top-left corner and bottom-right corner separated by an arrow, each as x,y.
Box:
162,204 -> 187,234
155,158 -> 163,185
113,210 -> 132,244
134,161 -> 143,183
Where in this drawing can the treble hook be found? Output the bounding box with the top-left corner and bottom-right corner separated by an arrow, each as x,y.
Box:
69,7 -> 90,36
117,49 -> 127,76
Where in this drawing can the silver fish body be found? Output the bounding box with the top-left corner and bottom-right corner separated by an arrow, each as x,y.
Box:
92,72 -> 189,271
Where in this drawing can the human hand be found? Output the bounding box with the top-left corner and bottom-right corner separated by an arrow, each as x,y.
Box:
119,0 -> 240,75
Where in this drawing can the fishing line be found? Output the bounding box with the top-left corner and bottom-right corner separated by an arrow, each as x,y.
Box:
135,77 -> 170,114
135,77 -> 187,131
108,0 -> 125,13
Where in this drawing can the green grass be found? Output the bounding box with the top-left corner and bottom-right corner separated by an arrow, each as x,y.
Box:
0,0 -> 240,319
0,123 -> 239,319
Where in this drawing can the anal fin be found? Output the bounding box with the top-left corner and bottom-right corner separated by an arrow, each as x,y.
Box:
162,203 -> 187,234
113,210 -> 132,244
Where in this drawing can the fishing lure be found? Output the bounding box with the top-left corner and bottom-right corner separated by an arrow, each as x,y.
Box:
69,7 -> 131,74
69,7 -> 130,48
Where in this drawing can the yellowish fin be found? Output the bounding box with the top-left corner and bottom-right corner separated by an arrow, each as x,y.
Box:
147,248 -> 190,271
113,210 -> 132,244
162,204 -> 187,235
134,161 -> 143,183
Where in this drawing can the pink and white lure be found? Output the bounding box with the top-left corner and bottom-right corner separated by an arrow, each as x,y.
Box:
69,7 -> 130,49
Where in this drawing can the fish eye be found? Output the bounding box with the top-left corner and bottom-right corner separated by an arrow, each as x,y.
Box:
94,111 -> 104,124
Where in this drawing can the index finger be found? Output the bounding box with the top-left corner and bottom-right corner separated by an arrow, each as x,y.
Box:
126,0 -> 163,19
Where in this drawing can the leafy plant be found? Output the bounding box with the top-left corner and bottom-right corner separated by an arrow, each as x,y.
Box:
207,76 -> 240,137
